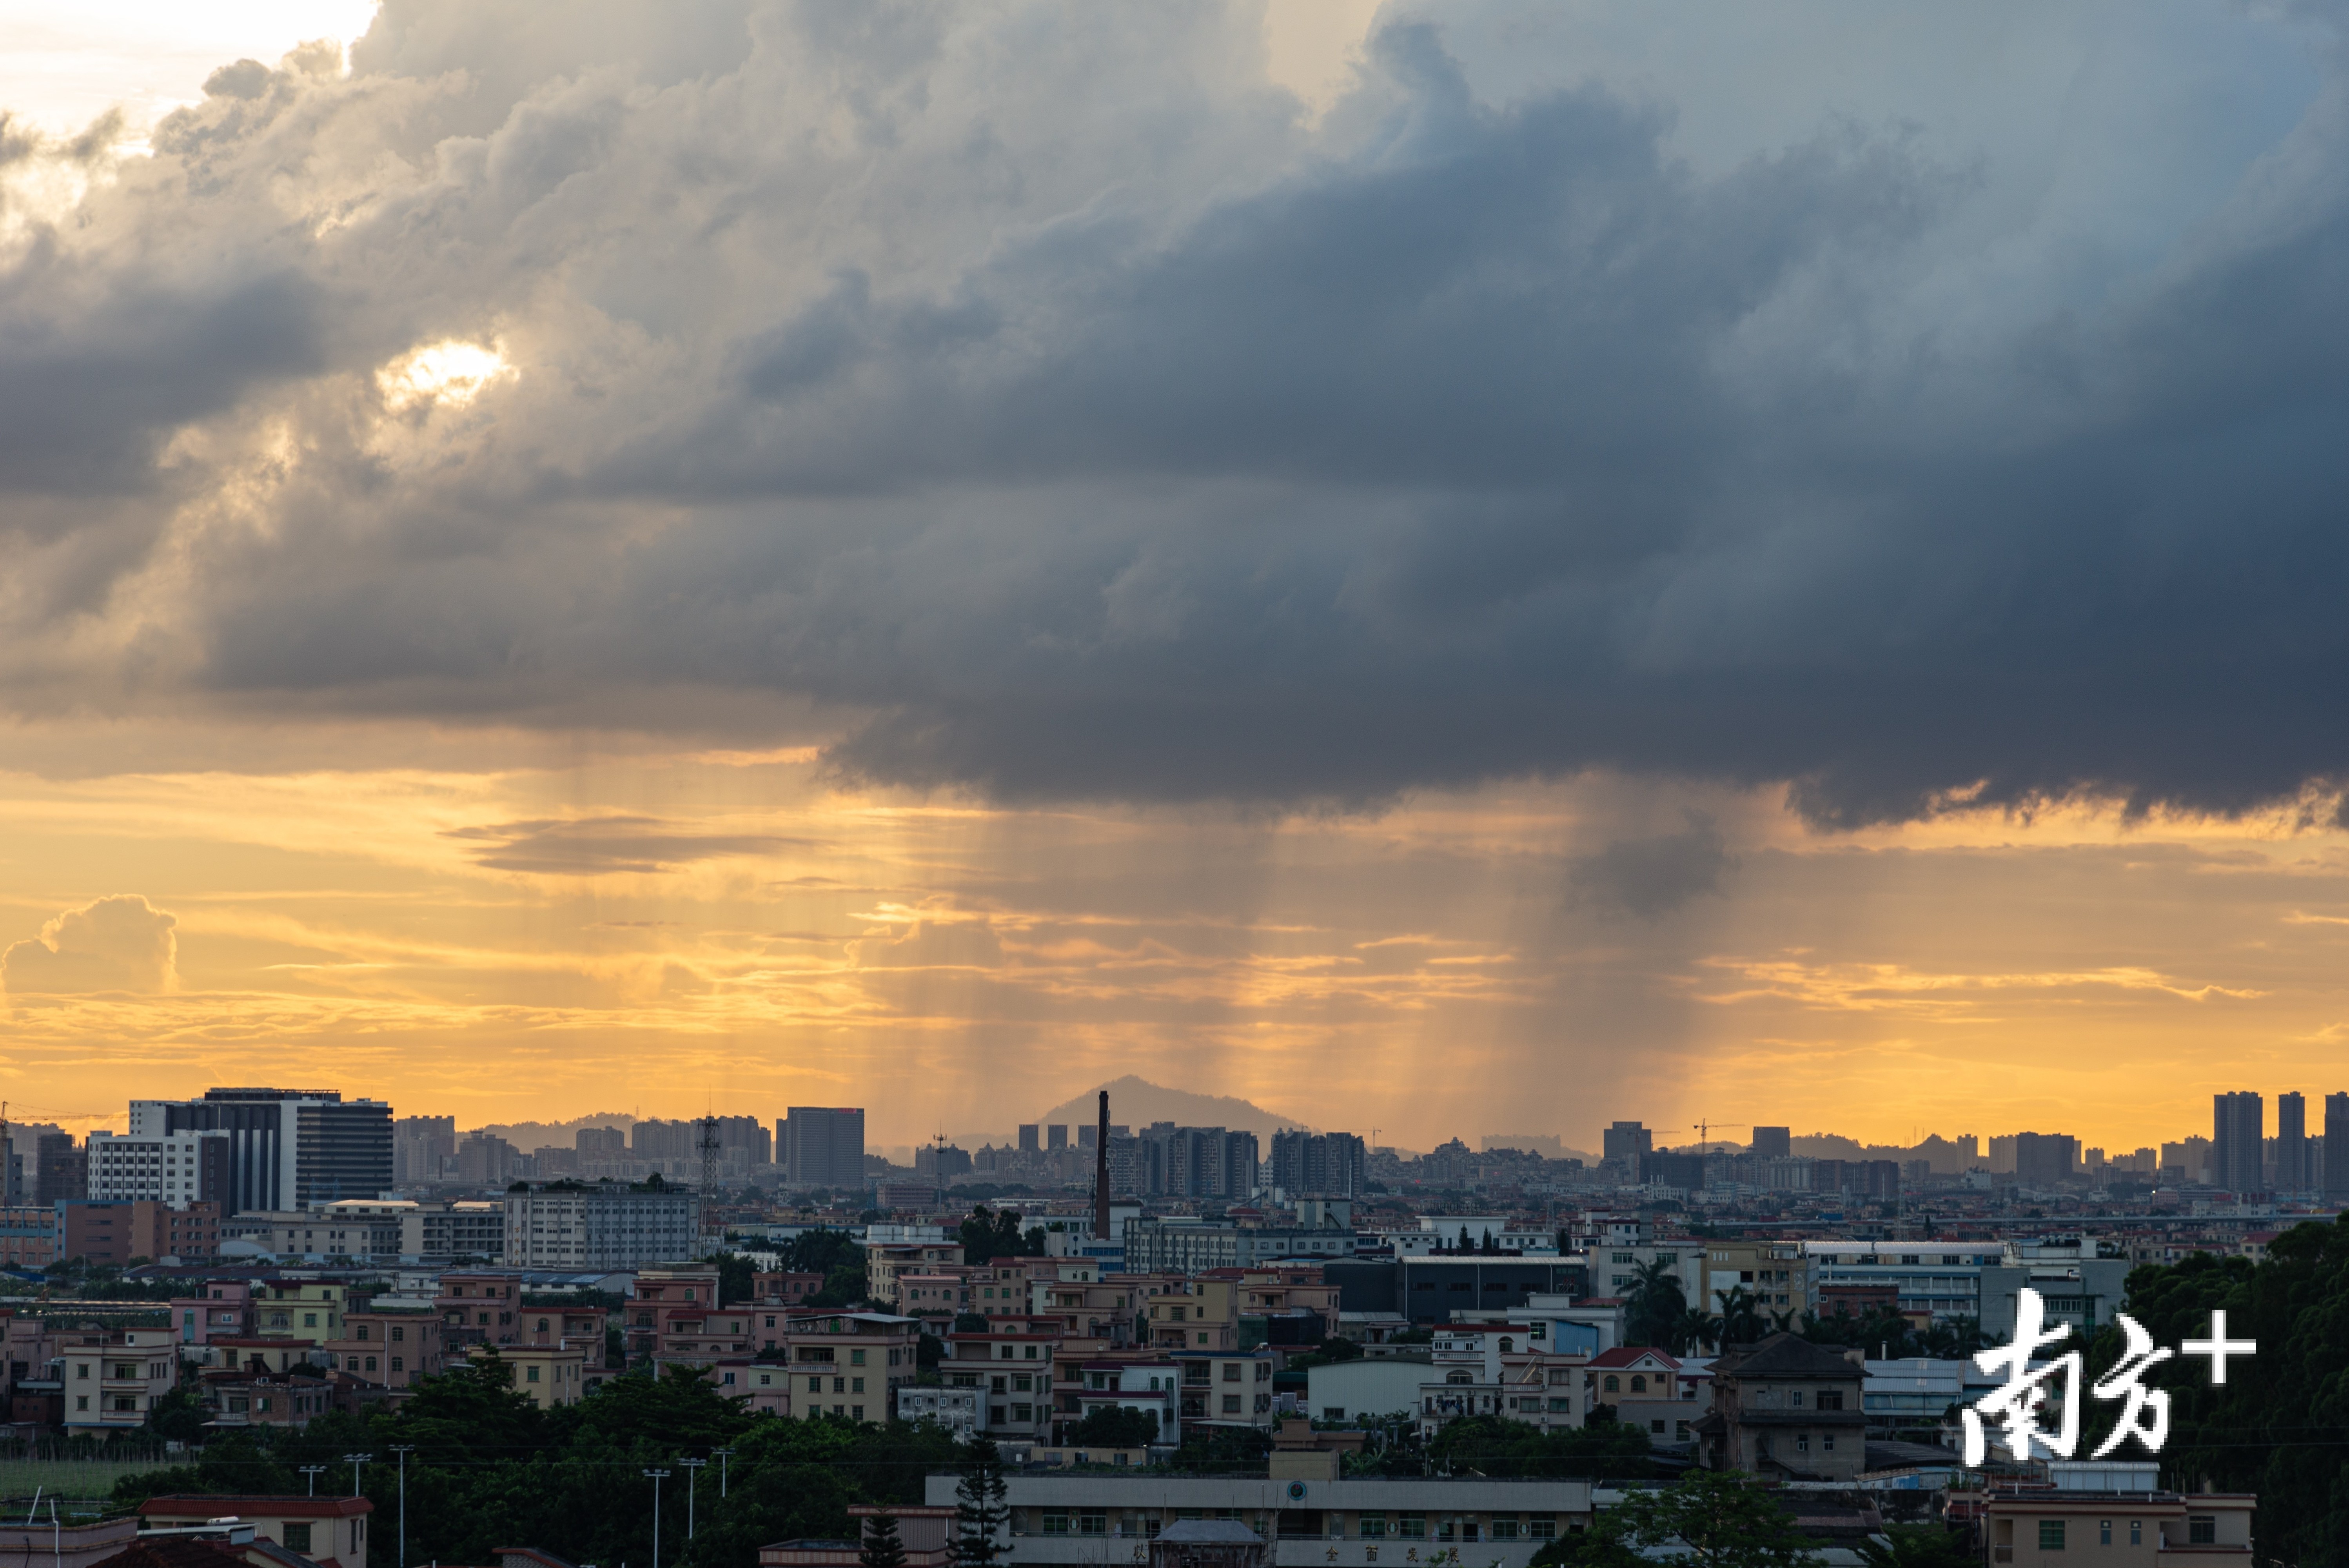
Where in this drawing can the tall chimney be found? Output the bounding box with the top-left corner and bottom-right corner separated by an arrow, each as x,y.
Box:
1094,1088 -> 1112,1242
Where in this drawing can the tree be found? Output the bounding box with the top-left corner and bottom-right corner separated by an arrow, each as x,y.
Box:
1713,1287 -> 1767,1347
957,1207 -> 1041,1267
1069,1405 -> 1158,1448
701,1250 -> 758,1305
1671,1305 -> 1723,1355
861,1511 -> 908,1568
1625,1259 -> 1688,1348
1855,1524 -> 1973,1568
1544,1470 -> 1816,1568
953,1437 -> 1008,1568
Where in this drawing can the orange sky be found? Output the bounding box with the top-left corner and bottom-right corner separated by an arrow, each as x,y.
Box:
6,715 -> 2344,1154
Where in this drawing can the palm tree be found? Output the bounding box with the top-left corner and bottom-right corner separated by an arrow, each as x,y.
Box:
1625,1259 -> 1688,1347
1672,1305 -> 1723,1355
1712,1285 -> 1767,1347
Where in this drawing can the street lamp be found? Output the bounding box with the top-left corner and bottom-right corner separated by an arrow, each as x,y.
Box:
389,1446 -> 416,1568
680,1457 -> 707,1539
297,1466 -> 327,1497
643,1469 -> 672,1568
712,1446 -> 734,1499
344,1453 -> 373,1497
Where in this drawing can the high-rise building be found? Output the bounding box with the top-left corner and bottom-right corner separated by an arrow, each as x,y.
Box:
1265,1129 -> 1361,1198
2213,1092 -> 2265,1195
85,1130 -> 231,1207
1601,1122 -> 1654,1166
2013,1132 -> 2078,1188
457,1132 -> 519,1185
395,1115 -> 457,1184
1047,1125 -> 1069,1151
132,1089 -> 392,1214
503,1185 -> 696,1269
2276,1093 -> 2308,1191
1750,1126 -> 1792,1161
577,1126 -> 628,1157
2326,1094 -> 2349,1198
780,1107 -> 866,1188
1017,1125 -> 1040,1153
34,1132 -> 85,1204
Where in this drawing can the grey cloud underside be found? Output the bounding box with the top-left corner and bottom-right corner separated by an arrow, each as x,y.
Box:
9,2 -> 2349,822
443,817 -> 823,874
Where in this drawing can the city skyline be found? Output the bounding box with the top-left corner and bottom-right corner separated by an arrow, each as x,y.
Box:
9,3 -> 2349,1152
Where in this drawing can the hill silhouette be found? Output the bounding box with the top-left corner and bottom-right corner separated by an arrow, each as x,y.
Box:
1032,1076 -> 1315,1140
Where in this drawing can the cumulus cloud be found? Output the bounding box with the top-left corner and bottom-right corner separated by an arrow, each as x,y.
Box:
2,895 -> 179,994
4,1 -> 2349,821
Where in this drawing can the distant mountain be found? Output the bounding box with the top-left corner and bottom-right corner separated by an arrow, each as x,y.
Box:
1031,1076 -> 1315,1141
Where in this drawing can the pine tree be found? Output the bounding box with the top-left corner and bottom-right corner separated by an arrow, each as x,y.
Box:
954,1437 -> 1008,1568
862,1511 -> 909,1568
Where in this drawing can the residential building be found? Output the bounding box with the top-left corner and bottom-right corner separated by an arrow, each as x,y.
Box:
1750,1127 -> 1791,1160
138,1495 -> 372,1568
762,1506 -> 959,1568
193,1372 -> 337,1429
57,1327 -> 176,1430
1144,1275 -> 1241,1352
502,1182 -> 695,1268
637,1265 -> 755,1367
171,1281 -> 255,1345
782,1310 -> 924,1423
438,1270 -> 526,1348
1601,1122 -> 1654,1168
1695,1333 -> 1865,1482
946,1328 -> 1062,1441
920,1472 -> 1596,1561
780,1108 -> 866,1188
470,1342 -> 590,1408
130,1088 -> 393,1212
899,1268 -> 975,1318
1396,1258 -> 1587,1323
1695,1240 -> 1805,1317
1584,1347 -> 1704,1450
2213,1092 -> 2265,1195
323,1309 -> 443,1390
1980,1475 -> 2253,1567
128,1200 -> 221,1263
753,1270 -> 827,1308
250,1279 -> 348,1346
866,1241 -> 968,1308
1264,1131 -> 1364,1198
1307,1357 -> 1434,1424
394,1114 -> 457,1184
0,1515 -> 133,1568
898,1383 -> 983,1439
2013,1132 -> 2079,1188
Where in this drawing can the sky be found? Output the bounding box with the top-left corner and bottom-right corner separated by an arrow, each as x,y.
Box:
4,1 -> 2349,1154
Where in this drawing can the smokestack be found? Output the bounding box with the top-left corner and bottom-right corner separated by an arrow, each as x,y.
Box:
1095,1088 -> 1111,1241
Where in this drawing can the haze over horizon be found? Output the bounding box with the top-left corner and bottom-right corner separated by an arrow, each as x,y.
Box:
6,1 -> 2349,1154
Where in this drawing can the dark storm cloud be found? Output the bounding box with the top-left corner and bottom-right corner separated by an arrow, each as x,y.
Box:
1569,817 -> 1737,921
7,1 -> 2349,823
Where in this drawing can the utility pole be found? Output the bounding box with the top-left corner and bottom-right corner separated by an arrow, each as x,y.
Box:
680,1457 -> 707,1539
298,1466 -> 327,1497
712,1447 -> 733,1499
345,1453 -> 372,1497
643,1468 -> 671,1568
390,1445 -> 415,1568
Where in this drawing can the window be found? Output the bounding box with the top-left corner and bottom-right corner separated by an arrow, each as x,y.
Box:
851,1348 -> 867,1366
1360,1518 -> 1387,1539
2099,1522 -> 2112,1547
527,1367 -> 541,1383
285,1525 -> 313,1553
2129,1522 -> 2142,1546
1790,1390 -> 1804,1408
2039,1521 -> 2065,1552
810,1377 -> 824,1393
538,1318 -> 550,1332
1492,1519 -> 1520,1541
1795,1435 -> 1810,1453
1223,1395 -> 1242,1413
852,1378 -> 865,1393
2189,1518 -> 2216,1546
1224,1363 -> 1241,1381
1528,1517 -> 1556,1541
392,1327 -> 405,1342
1602,1376 -> 1619,1392
1398,1516 -> 1426,1540
1079,1514 -> 1107,1537
365,1357 -> 378,1372
1823,1434 -> 1835,1452
1043,1513 -> 1070,1537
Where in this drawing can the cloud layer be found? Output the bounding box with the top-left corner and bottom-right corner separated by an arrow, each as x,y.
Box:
2,895 -> 179,994
5,1 -> 2349,822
